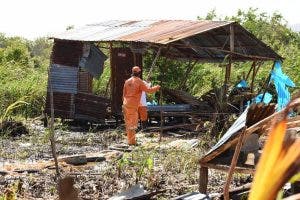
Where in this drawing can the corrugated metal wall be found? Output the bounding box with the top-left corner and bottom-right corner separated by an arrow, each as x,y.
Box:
49,64 -> 78,94
45,92 -> 74,118
75,93 -> 110,122
46,40 -> 110,122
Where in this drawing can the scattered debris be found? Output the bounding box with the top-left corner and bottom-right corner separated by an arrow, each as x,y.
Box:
109,144 -> 133,152
160,139 -> 199,150
58,155 -> 88,165
172,192 -> 210,200
109,183 -> 148,200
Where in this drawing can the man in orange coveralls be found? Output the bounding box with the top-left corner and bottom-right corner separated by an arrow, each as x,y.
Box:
123,66 -> 160,145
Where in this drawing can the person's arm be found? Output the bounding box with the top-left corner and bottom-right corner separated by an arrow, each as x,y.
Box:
140,79 -> 160,93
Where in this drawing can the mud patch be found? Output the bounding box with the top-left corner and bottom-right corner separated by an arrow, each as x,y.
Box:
0,120 -> 29,137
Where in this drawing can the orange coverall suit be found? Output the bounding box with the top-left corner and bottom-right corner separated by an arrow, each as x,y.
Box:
123,77 -> 160,145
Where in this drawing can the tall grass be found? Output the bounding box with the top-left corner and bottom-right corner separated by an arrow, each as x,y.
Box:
0,61 -> 47,117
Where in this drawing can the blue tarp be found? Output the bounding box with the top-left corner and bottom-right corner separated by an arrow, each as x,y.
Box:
236,79 -> 248,88
270,61 -> 295,110
255,92 -> 273,104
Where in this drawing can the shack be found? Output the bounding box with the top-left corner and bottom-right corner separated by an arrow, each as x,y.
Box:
45,20 -> 281,124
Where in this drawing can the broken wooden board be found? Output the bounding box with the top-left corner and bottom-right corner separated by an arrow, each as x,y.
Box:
0,150 -> 123,175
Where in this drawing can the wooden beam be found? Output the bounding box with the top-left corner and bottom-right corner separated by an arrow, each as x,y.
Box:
250,61 -> 257,93
200,162 -> 256,174
230,24 -> 235,53
224,24 -> 235,91
223,129 -> 246,200
172,43 -> 276,61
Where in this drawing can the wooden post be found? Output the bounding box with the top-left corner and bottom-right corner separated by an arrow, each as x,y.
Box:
224,24 -> 234,94
159,89 -> 163,142
133,52 -> 137,66
223,128 -> 246,200
250,61 -> 256,93
109,42 -> 117,125
199,166 -> 208,193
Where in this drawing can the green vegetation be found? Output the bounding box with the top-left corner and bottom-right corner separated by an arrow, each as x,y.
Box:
0,8 -> 299,118
0,35 -> 51,117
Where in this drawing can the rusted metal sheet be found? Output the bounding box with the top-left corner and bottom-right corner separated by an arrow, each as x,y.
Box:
74,93 -> 110,122
52,40 -> 83,67
45,92 -> 74,118
52,20 -> 230,44
45,92 -> 110,122
49,65 -> 78,94
51,20 -> 281,61
110,47 -> 142,115
78,70 -> 93,94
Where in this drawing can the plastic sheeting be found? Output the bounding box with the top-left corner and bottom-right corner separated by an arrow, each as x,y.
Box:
270,61 -> 295,110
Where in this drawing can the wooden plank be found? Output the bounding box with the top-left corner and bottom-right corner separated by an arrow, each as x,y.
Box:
250,62 -> 256,93
200,162 -> 255,174
230,24 -> 235,52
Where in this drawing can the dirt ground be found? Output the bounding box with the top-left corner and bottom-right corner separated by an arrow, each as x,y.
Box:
0,119 -> 251,199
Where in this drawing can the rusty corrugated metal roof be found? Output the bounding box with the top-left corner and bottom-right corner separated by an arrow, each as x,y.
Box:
52,20 -> 282,61
52,20 -> 232,44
